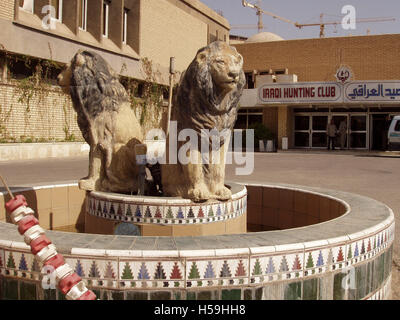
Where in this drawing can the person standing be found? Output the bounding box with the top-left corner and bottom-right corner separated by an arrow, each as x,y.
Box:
326,119 -> 338,150
339,119 -> 347,150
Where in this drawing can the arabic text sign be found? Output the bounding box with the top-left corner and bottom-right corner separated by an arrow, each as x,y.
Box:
258,83 -> 342,104
345,82 -> 400,103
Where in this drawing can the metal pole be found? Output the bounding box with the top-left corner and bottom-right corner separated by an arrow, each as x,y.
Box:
166,57 -> 175,136
0,174 -> 14,199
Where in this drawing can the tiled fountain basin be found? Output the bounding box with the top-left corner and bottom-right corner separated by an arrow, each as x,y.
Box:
0,183 -> 395,300
85,183 -> 247,236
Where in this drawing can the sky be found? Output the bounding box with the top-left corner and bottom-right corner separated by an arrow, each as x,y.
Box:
200,0 -> 400,40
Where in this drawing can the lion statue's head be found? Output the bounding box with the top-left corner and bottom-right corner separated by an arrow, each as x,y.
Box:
174,41 -> 245,133
57,50 -> 129,142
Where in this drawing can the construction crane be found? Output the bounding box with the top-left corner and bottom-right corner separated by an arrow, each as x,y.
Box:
239,0 -> 395,38
241,0 -> 299,33
297,14 -> 396,38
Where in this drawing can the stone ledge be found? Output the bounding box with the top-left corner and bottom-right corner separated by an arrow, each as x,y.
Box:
0,183 -> 394,251
0,182 -> 395,300
0,143 -> 89,162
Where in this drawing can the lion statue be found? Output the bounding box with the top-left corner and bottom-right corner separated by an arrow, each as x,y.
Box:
162,41 -> 245,202
57,50 -> 144,193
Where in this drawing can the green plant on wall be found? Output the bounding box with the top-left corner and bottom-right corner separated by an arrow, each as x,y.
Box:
0,44 -> 168,143
0,103 -> 13,142
61,98 -> 75,142
0,44 -> 82,143
121,57 -> 166,129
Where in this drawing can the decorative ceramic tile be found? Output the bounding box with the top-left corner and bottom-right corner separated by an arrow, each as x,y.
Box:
249,251 -> 304,283
346,237 -> 369,266
185,257 -> 249,288
249,255 -> 276,284
303,247 -> 330,276
118,259 -> 185,289
88,191 -> 246,225
327,244 -> 347,271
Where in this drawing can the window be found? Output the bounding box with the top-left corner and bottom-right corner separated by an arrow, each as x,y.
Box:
274,69 -> 287,75
395,121 -> 400,132
209,32 -> 217,44
245,72 -> 255,89
103,0 -> 110,38
79,0 -> 87,30
50,0 -> 62,21
19,0 -> 34,13
235,108 -> 263,129
123,8 -> 129,44
8,57 -> 37,80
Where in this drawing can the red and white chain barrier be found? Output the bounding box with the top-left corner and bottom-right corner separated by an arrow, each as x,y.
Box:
5,194 -> 97,300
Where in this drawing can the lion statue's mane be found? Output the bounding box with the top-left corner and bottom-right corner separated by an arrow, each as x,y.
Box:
58,50 -> 143,193
69,51 -> 129,142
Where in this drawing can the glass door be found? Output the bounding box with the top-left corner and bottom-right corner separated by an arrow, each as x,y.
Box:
311,116 -> 328,148
332,115 -> 349,149
350,115 -> 367,149
294,115 -> 329,148
294,115 -> 310,148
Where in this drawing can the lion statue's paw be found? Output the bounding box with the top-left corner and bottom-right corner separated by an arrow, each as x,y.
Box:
187,187 -> 211,202
215,186 -> 232,201
79,178 -> 96,191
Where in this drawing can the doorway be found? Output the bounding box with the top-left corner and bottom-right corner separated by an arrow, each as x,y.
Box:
294,113 -> 368,149
371,114 -> 391,150
294,115 -> 328,148
331,115 -> 348,149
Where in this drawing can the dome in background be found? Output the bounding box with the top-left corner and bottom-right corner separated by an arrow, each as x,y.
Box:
246,32 -> 284,43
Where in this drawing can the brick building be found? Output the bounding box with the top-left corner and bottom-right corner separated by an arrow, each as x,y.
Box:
234,32 -> 400,151
0,0 -> 229,142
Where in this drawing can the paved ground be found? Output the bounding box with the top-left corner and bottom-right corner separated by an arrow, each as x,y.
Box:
0,151 -> 399,299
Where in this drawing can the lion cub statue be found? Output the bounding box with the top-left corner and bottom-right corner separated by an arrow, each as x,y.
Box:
57,50 -> 144,194
162,41 -> 245,202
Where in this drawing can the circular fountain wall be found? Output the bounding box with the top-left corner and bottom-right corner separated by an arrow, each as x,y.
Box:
85,183 -> 247,236
0,183 -> 394,300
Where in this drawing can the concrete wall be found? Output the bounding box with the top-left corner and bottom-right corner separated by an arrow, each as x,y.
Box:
140,0 -> 208,72
0,0 -> 14,21
0,81 -> 168,144
1,0 -> 230,77
167,0 -> 230,43
0,82 -> 83,142
0,17 -> 146,82
0,142 -> 89,162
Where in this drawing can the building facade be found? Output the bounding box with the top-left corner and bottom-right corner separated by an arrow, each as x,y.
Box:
0,0 -> 229,142
234,34 -> 400,151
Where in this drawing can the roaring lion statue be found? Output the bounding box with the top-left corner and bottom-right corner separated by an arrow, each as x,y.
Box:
162,41 -> 245,202
57,50 -> 144,193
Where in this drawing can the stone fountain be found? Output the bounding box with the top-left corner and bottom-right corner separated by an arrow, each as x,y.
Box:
0,42 -> 394,301
56,42 -> 248,237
